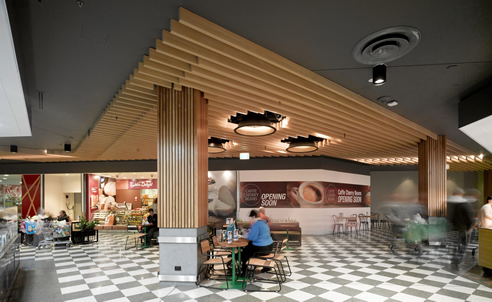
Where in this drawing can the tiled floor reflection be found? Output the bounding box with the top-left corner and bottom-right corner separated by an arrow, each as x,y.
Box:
11,229 -> 492,301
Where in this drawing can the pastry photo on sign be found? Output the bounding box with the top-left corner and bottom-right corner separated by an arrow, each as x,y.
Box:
207,172 -> 237,218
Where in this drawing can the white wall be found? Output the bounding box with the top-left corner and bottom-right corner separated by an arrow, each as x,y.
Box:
62,174 -> 81,193
44,175 -> 64,218
370,171 -> 419,217
44,174 -> 82,219
239,169 -> 370,235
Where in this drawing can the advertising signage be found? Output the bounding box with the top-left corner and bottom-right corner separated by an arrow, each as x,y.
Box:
240,181 -> 370,208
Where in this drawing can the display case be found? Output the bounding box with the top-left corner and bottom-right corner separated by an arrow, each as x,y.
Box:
93,210 -> 110,225
91,209 -> 146,226
0,206 -> 19,302
128,210 -> 145,225
0,207 -> 18,254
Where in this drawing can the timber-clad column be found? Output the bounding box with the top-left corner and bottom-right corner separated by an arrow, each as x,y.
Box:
157,85 -> 208,282
418,135 -> 447,217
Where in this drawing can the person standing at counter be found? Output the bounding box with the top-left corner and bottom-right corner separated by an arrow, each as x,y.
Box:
241,210 -> 273,276
145,209 -> 158,245
258,206 -> 272,227
479,196 -> 492,229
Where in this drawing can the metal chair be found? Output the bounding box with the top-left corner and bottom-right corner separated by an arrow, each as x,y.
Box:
380,213 -> 390,229
332,215 -> 344,235
345,214 -> 358,235
196,239 -> 232,289
242,258 -> 282,293
358,214 -> 369,231
255,239 -> 292,282
370,213 -> 380,229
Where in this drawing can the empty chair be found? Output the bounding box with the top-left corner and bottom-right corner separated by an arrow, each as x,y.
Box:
242,258 -> 282,293
196,239 -> 233,289
358,214 -> 369,231
371,213 -> 380,229
380,213 -> 391,229
345,214 -> 358,235
332,215 -> 344,235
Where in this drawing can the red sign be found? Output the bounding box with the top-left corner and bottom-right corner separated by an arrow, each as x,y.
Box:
21,175 -> 41,217
128,179 -> 157,189
240,181 -> 370,208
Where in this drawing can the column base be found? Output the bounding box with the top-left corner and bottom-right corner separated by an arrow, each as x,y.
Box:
157,226 -> 208,283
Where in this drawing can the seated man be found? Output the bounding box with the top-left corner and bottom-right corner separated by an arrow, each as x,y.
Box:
143,209 -> 158,245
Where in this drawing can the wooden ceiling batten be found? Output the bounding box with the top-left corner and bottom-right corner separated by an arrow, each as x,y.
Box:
30,7 -> 480,172
173,11 -> 434,141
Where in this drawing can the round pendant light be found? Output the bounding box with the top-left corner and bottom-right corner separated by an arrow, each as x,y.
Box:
208,138 -> 226,153
286,137 -> 318,153
234,112 -> 276,136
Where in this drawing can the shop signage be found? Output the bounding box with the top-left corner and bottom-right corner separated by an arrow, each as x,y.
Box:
240,181 -> 370,208
128,179 -> 157,189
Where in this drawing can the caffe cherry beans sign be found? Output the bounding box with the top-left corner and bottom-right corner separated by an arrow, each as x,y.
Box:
240,181 -> 370,208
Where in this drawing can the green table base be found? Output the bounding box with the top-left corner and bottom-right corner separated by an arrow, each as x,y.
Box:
284,228 -> 295,250
140,226 -> 151,248
220,276 -> 248,289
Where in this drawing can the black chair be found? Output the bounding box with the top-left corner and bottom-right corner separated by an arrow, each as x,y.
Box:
370,213 -> 380,229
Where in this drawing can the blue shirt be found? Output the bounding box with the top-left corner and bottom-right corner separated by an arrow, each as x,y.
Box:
248,219 -> 273,246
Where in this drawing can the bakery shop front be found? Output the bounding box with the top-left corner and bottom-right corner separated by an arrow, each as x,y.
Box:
85,172 -> 158,230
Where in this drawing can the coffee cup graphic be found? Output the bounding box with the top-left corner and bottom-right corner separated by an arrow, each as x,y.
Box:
291,181 -> 324,208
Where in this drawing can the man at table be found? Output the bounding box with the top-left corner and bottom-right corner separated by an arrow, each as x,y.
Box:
144,209 -> 158,245
241,210 -> 273,276
258,206 -> 272,227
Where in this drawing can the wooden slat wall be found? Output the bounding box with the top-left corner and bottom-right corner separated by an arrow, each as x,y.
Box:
157,86 -> 208,228
418,136 -> 447,217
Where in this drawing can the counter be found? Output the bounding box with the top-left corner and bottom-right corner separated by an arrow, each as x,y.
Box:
479,228 -> 492,271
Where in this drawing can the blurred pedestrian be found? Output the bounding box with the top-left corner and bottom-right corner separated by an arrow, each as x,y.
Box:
448,188 -> 473,269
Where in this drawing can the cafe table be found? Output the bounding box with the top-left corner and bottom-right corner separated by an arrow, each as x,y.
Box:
218,238 -> 249,289
136,225 -> 151,248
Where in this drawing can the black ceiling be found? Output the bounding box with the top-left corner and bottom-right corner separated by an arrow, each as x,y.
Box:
3,0 -> 492,156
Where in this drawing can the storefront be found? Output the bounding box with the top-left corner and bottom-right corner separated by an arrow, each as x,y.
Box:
85,173 -> 157,228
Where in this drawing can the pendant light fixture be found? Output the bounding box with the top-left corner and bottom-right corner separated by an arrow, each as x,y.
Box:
372,64 -> 386,85
234,112 -> 276,136
208,137 -> 228,153
287,137 -> 318,153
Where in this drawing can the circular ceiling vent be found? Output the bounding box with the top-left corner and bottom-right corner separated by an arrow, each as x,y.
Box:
352,26 -> 421,65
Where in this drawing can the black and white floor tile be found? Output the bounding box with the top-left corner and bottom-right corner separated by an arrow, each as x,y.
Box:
15,229 -> 492,302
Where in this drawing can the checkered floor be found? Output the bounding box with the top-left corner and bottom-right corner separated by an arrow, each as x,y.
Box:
16,229 -> 492,302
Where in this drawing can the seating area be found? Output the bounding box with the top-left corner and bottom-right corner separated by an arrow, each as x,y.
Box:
196,237 -> 291,292
237,221 -> 302,246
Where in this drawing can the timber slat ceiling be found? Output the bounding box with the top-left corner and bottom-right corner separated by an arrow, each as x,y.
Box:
38,7 -> 489,172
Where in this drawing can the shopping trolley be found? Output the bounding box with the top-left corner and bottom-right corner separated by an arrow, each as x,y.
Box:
37,220 -> 71,249
389,217 -> 427,255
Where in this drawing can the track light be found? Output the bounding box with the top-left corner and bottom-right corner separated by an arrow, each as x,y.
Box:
10,145 -> 17,153
373,64 -> 386,85
208,137 -> 227,153
64,144 -> 71,153
234,112 -> 276,137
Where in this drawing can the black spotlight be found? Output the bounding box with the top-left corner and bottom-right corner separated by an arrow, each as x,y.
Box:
373,64 -> 386,85
64,144 -> 71,152
10,145 -> 17,153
